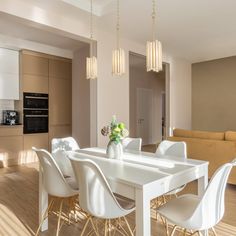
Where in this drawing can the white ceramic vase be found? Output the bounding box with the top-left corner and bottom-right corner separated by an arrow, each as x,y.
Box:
106,141 -> 123,160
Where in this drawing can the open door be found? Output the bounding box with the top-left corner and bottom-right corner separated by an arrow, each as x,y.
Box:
136,88 -> 153,145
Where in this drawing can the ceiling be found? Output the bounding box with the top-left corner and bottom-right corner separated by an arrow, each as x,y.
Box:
61,0 -> 236,63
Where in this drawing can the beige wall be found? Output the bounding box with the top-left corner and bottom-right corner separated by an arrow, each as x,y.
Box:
72,46 -> 91,148
192,56 -> 236,131
129,54 -> 165,143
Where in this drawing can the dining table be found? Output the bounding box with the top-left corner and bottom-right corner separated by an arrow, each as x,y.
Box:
39,147 -> 209,236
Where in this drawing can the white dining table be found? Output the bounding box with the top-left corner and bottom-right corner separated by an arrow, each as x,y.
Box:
39,147 -> 209,236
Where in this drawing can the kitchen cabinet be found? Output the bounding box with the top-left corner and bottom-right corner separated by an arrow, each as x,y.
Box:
23,133 -> 49,162
0,50 -> 73,167
0,126 -> 23,167
49,58 -> 72,141
0,48 -> 19,100
21,51 -> 49,93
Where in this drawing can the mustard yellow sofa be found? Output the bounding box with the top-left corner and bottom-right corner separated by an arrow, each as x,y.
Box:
168,129 -> 236,185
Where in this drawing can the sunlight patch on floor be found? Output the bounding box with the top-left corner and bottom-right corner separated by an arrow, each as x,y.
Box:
0,204 -> 33,236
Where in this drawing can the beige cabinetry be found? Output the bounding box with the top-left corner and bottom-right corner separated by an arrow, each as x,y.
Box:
21,51 -> 49,93
0,126 -> 23,167
49,58 -> 72,144
23,133 -> 49,162
0,50 -> 72,167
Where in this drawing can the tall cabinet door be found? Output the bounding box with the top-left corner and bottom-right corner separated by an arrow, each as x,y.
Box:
21,51 -> 49,93
49,58 -> 72,146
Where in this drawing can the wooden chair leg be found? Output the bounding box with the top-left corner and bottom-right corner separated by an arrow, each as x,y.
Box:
81,216 -> 92,236
211,227 -> 217,236
170,225 -> 178,236
35,198 -> 54,236
56,199 -> 64,236
123,216 -> 134,236
90,217 -> 99,236
104,219 -> 108,236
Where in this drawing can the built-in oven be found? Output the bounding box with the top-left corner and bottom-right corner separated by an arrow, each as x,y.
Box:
24,93 -> 48,109
23,92 -> 49,134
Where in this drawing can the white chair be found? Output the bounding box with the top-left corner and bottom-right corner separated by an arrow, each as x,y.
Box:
156,140 -> 187,195
51,137 -> 80,182
122,137 -> 142,151
33,147 -> 79,236
152,141 -> 187,219
156,140 -> 187,158
157,159 -> 236,236
68,153 -> 135,236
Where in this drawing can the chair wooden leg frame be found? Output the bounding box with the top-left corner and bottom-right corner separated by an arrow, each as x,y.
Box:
35,195 -> 82,236
80,215 -> 134,236
169,224 -> 216,236
35,198 -> 55,235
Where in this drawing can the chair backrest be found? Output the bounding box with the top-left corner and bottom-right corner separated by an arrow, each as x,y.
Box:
69,153 -> 128,219
51,137 -> 80,177
122,137 -> 142,151
190,159 -> 236,230
156,140 -> 187,158
33,147 -> 77,198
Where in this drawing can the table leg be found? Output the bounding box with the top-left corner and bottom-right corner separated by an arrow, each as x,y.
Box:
39,164 -> 48,231
198,168 -> 208,236
135,188 -> 150,236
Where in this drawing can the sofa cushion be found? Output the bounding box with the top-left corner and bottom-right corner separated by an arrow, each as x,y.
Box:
173,129 -> 224,140
225,131 -> 236,141
173,129 -> 194,138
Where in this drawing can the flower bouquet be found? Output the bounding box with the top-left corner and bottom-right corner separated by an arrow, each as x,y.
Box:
101,115 -> 129,159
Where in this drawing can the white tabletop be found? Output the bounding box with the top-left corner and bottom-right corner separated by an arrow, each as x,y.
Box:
70,147 -> 208,189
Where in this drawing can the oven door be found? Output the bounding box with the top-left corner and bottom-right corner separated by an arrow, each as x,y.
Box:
23,110 -> 48,134
24,93 -> 48,109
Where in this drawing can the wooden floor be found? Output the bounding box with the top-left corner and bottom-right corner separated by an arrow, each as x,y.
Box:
0,161 -> 236,235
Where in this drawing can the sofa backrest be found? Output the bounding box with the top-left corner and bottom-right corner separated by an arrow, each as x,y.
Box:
173,128 -> 225,141
225,131 -> 236,141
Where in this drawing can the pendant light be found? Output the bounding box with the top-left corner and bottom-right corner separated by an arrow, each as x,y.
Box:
112,0 -> 125,76
146,0 -> 163,72
86,0 -> 97,79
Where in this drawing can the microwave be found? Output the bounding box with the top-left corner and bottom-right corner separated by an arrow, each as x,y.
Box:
23,92 -> 48,109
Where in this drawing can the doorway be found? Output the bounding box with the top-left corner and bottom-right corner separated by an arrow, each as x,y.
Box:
136,88 -> 153,145
129,52 -> 169,148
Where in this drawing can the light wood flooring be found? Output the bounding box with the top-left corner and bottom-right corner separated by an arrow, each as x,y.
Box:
0,159 -> 236,235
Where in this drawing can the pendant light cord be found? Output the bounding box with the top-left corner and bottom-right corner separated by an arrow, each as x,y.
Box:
152,0 -> 156,40
116,0 -> 120,49
90,0 -> 93,40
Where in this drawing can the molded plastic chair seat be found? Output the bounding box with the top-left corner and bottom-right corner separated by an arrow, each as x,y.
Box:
122,137 -> 142,151
156,140 -> 187,196
114,193 -> 135,210
157,159 -> 236,235
66,176 -> 79,190
68,153 -> 135,235
33,147 -> 79,236
158,194 -> 200,224
51,137 -> 80,181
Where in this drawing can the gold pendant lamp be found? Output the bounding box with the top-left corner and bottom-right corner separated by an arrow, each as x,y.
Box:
86,0 -> 97,79
146,0 -> 163,72
112,0 -> 125,76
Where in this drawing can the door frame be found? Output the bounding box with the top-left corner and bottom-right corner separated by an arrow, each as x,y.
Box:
128,51 -> 170,143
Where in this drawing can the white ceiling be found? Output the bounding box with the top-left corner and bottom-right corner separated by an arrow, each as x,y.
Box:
0,0 -> 235,62
61,0 -> 236,62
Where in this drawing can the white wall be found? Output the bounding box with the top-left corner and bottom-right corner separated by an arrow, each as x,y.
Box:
0,33 -> 73,58
72,46 -> 91,148
0,0 -> 192,146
